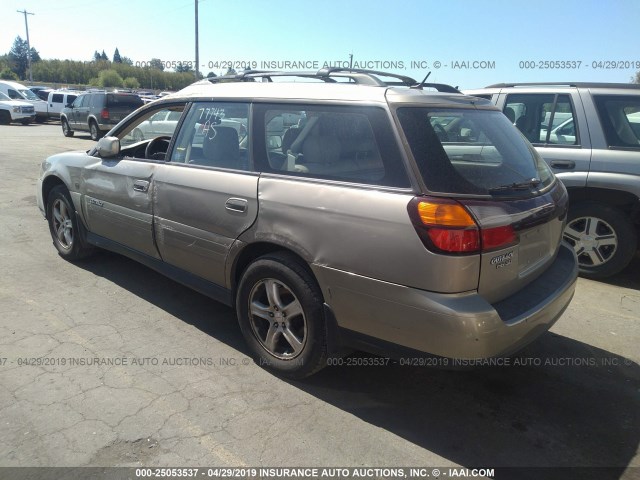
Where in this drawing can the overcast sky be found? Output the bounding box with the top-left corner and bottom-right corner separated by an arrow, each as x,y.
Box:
2,0 -> 639,89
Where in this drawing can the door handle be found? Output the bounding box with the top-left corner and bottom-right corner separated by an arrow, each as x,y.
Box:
550,160 -> 575,169
225,198 -> 248,213
133,180 -> 150,192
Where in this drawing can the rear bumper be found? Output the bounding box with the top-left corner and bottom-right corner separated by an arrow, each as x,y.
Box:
313,242 -> 578,360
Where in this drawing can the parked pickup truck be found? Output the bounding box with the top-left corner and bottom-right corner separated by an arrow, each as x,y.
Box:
45,90 -> 80,120
0,80 -> 47,122
465,82 -> 640,279
0,91 -> 36,124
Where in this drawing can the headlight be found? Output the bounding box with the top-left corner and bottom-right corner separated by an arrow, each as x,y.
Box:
13,106 -> 20,113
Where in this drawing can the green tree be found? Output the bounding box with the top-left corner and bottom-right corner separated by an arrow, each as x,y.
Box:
225,67 -> 237,76
176,63 -> 194,74
206,71 -> 217,78
0,68 -> 19,80
634,71 -> 640,84
100,50 -> 108,61
95,69 -> 124,87
149,58 -> 164,71
123,76 -> 140,89
121,56 -> 133,66
7,36 -> 40,80
93,51 -> 101,62
113,48 -> 122,64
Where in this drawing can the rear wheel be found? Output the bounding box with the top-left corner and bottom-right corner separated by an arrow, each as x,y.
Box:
46,185 -> 94,261
89,120 -> 102,141
61,118 -> 74,137
563,202 -> 637,279
236,252 -> 327,378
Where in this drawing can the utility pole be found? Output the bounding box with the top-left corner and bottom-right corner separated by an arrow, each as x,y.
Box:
17,9 -> 35,82
195,0 -> 200,80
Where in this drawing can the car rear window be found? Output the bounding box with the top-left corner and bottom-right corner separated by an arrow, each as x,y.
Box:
396,107 -> 554,196
106,94 -> 144,109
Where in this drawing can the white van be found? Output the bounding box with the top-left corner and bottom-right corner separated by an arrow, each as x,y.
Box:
0,80 -> 48,122
46,90 -> 81,120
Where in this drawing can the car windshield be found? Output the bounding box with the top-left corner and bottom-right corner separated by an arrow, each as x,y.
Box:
397,107 -> 554,196
19,88 -> 39,100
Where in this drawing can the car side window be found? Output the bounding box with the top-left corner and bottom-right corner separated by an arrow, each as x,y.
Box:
254,104 -> 410,187
71,96 -> 84,108
170,102 -> 250,170
593,95 -> 640,149
52,93 -> 63,103
505,93 -> 579,146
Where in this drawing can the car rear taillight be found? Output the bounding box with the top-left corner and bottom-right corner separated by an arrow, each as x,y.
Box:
408,197 -> 517,254
101,108 -> 109,119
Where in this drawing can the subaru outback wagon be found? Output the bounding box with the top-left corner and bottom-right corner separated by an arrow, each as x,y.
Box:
37,69 -> 578,378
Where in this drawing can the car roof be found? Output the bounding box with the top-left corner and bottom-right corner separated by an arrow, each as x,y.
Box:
0,80 -> 29,89
172,80 -> 489,108
466,82 -> 640,96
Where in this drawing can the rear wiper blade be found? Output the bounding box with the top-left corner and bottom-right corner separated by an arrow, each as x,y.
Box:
489,178 -> 541,193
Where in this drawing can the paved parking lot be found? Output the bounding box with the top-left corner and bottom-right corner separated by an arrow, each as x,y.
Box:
0,124 -> 638,478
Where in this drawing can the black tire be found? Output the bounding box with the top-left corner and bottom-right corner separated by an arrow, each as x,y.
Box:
0,110 -> 10,125
563,202 -> 637,279
20,118 -> 31,125
46,185 -> 94,261
236,252 -> 327,378
61,118 -> 74,137
89,120 -> 102,141
35,115 -> 46,124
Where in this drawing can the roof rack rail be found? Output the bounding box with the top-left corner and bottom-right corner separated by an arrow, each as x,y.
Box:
204,68 -> 461,93
486,82 -> 640,89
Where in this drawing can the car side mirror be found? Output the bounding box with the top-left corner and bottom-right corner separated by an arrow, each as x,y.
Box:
66,103 -> 73,108
96,136 -> 120,158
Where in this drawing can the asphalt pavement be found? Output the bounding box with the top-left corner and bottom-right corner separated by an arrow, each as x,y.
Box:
0,124 -> 638,479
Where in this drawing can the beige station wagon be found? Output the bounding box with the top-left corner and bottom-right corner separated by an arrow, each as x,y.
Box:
37,69 -> 578,377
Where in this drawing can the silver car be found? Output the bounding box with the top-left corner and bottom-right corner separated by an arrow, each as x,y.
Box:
37,69 -> 578,378
465,82 -> 640,279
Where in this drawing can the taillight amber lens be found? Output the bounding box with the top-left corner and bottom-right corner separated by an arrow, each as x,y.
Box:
417,201 -> 476,227
408,197 -> 518,254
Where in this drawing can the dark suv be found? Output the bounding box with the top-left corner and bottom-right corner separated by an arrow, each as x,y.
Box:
61,91 -> 144,140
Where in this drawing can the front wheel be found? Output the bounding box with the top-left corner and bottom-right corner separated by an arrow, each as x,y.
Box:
236,252 -> 327,378
46,185 -> 94,261
62,118 -> 74,137
563,202 -> 637,279
0,111 -> 10,125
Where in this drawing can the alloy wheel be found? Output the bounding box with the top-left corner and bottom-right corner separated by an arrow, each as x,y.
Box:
248,278 -> 307,359
52,198 -> 74,250
563,216 -> 617,267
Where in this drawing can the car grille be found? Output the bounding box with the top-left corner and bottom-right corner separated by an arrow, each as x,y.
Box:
22,106 -> 35,114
